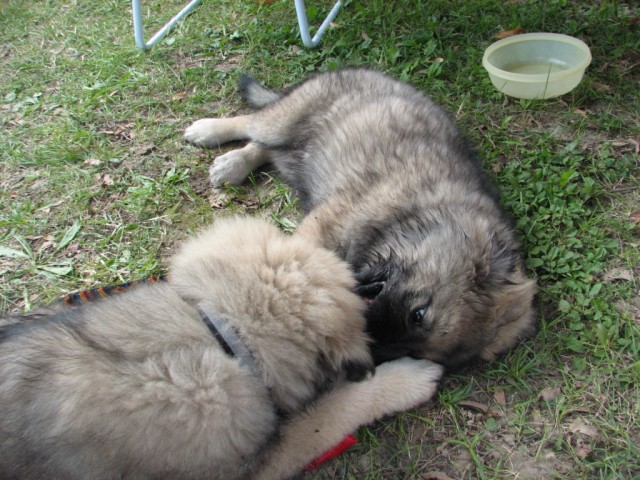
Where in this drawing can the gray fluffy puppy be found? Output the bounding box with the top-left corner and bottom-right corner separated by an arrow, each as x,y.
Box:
185,68 -> 538,367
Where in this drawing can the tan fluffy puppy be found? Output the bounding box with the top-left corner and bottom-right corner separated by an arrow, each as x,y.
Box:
0,217 -> 389,479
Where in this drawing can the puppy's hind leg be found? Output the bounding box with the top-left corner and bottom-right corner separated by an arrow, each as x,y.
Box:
184,114 -> 252,148
254,358 -> 443,480
209,142 -> 269,187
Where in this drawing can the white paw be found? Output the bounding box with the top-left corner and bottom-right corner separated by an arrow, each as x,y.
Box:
376,357 -> 443,384
371,358 -> 444,412
209,149 -> 252,187
184,118 -> 240,148
184,119 -> 219,147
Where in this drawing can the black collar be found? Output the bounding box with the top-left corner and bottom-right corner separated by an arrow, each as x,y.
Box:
195,304 -> 259,376
197,306 -> 235,357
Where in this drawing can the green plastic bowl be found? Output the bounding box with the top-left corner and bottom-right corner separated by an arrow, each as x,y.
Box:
482,33 -> 592,99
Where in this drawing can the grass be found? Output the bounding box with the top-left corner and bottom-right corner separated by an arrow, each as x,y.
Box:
1,0 -> 639,478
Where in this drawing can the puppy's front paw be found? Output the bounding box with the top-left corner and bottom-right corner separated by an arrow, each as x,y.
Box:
209,149 -> 252,187
370,358 -> 444,413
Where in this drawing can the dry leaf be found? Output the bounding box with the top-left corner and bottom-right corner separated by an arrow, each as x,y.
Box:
495,28 -> 525,39
592,82 -> 613,93
575,444 -> 593,459
36,200 -> 63,212
361,31 -> 371,41
185,59 -> 205,68
537,387 -> 562,402
451,447 -> 473,472
566,406 -> 593,414
234,196 -> 259,209
616,297 -> 640,326
99,123 -> 133,142
37,237 -> 56,254
132,143 -> 155,156
65,243 -> 80,256
573,108 -> 588,118
94,173 -> 113,187
84,158 -> 101,166
457,400 -> 490,413
630,210 -> 640,224
611,140 -> 630,147
568,419 -> 601,440
171,92 -> 187,101
208,190 -> 230,209
422,472 -> 454,480
494,389 -> 506,406
603,268 -> 634,282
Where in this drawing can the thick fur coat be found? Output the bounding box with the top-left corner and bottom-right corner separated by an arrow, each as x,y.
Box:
185,68 -> 538,367
0,216 -> 443,479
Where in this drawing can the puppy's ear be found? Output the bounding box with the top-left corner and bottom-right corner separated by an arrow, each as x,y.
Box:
354,264 -> 391,299
475,235 -> 538,360
480,278 -> 537,360
474,235 -> 522,286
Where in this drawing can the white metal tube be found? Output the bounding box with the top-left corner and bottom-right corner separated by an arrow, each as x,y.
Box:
131,0 -> 202,50
294,0 -> 342,48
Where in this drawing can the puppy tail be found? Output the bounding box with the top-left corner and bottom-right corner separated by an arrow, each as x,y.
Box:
239,75 -> 281,109
253,358 -> 443,480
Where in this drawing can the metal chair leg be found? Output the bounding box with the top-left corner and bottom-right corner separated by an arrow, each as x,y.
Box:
131,0 -> 341,50
294,0 -> 342,48
132,0 -> 202,50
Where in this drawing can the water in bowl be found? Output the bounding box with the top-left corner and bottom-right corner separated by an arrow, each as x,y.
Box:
502,61 -> 568,75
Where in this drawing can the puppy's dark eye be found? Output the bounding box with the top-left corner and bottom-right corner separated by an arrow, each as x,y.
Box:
409,300 -> 433,331
411,307 -> 427,326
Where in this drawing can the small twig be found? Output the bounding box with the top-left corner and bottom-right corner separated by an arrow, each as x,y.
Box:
609,185 -> 640,193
